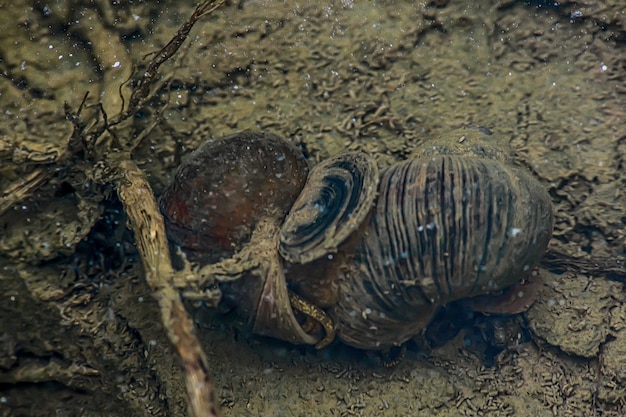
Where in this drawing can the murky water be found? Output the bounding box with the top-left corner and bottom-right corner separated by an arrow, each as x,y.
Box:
1,1 -> 625,416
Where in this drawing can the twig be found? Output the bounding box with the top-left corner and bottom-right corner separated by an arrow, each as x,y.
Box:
3,2 -> 228,415
124,0 -> 226,119
1,0 -> 226,214
542,248 -> 626,282
0,169 -> 49,215
116,159 -> 220,417
109,3 -> 227,416
113,3 -> 227,416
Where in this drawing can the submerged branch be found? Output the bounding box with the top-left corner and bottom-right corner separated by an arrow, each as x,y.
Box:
542,248 -> 626,282
116,159 -> 219,417
108,2 -> 227,416
33,1 -> 228,416
1,0 -> 227,217
125,0 -> 226,119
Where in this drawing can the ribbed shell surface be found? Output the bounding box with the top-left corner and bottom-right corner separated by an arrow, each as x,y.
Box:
331,154 -> 554,349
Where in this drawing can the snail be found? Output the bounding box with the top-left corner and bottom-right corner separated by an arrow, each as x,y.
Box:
159,131 -> 320,345
159,126 -> 554,351
159,131 -> 309,263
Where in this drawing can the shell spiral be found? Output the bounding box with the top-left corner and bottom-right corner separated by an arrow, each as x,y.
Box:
280,152 -> 378,264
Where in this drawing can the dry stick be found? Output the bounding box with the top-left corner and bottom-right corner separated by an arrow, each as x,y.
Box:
116,159 -> 219,417
0,169 -> 48,215
4,4 -> 227,413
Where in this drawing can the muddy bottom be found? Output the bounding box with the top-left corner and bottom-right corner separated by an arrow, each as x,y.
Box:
1,1 -> 625,416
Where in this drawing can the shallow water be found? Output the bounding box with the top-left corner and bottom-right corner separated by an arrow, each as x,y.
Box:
1,1 -> 625,416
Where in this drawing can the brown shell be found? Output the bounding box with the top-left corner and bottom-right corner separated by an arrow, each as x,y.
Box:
160,132 -> 322,346
278,152 -> 378,309
279,152 -> 378,264
329,127 -> 554,350
159,131 -> 309,264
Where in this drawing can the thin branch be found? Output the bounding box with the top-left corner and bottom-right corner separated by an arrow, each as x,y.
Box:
0,170 -> 49,215
125,0 -> 226,118
542,248 -> 626,282
116,159 -> 220,417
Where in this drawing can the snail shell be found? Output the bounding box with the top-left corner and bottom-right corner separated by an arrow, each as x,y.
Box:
159,131 -> 309,264
279,152 -> 378,308
160,131 -> 322,345
283,126 -> 554,350
280,152 -> 378,264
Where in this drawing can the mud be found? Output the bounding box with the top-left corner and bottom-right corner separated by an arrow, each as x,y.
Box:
1,1 -> 625,416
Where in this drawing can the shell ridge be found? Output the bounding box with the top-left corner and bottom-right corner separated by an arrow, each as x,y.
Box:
412,159 -> 434,300
365,224 -> 429,324
360,169 -> 428,319
438,156 -> 452,299
389,161 -> 432,307
458,157 -> 471,288
398,160 -> 429,305
390,161 -> 434,306
447,156 -> 462,294
475,159 -> 493,295
423,158 -> 446,302
493,165 -> 516,290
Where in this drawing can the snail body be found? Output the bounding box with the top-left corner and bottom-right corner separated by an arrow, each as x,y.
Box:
160,127 -> 554,351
